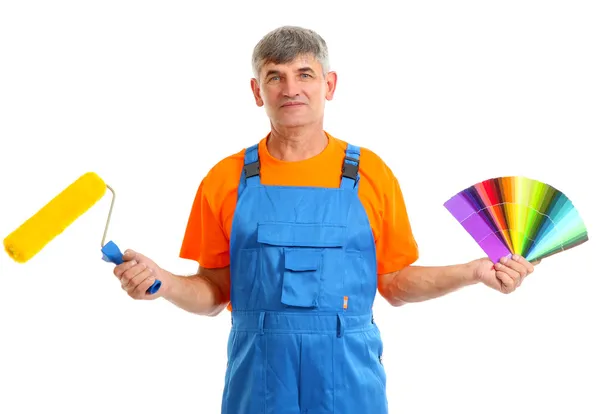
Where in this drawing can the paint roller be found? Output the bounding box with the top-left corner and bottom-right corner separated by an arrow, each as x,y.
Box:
3,172 -> 162,295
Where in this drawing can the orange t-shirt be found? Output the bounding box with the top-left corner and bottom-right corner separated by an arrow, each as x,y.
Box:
179,131 -> 419,278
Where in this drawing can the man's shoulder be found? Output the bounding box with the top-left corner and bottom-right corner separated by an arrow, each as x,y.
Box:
358,146 -> 389,170
328,135 -> 396,183
205,137 -> 267,178
205,147 -> 246,180
200,139 -> 266,202
327,134 -> 386,161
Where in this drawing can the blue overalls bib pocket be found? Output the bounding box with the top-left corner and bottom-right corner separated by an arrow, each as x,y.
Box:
257,221 -> 346,309
281,248 -> 322,307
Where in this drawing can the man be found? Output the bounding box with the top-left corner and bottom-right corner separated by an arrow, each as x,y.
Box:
113,26 -> 538,414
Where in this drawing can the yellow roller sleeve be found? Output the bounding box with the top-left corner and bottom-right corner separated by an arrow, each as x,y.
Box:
4,172 -> 107,263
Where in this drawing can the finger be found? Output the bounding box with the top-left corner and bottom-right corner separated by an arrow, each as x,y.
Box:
125,268 -> 154,298
501,256 -> 528,278
496,259 -> 521,279
114,259 -> 138,279
129,250 -> 150,265
122,249 -> 137,262
507,261 -> 527,287
495,270 -> 517,293
495,261 -> 521,289
130,271 -> 157,299
121,263 -> 148,289
512,254 -> 535,274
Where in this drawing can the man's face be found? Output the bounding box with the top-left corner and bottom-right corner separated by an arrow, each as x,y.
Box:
251,54 -> 337,129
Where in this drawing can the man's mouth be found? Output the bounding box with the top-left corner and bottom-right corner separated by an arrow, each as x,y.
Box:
281,102 -> 306,107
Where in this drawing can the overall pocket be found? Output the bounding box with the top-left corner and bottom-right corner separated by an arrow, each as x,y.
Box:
281,248 -> 322,307
257,221 -> 346,309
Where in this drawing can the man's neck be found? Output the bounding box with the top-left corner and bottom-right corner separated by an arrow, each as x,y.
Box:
267,124 -> 328,162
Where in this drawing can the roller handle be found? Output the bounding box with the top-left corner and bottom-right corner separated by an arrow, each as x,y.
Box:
101,240 -> 162,295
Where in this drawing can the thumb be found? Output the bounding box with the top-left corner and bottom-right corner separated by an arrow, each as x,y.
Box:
122,249 -> 137,262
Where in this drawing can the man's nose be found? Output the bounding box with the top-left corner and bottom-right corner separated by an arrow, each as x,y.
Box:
282,77 -> 301,97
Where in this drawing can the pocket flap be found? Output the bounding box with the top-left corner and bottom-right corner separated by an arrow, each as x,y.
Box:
257,222 -> 346,247
284,248 -> 321,271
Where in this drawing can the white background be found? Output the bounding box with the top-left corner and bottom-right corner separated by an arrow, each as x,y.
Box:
1,1 -> 598,413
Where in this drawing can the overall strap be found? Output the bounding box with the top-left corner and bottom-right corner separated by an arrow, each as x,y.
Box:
340,143 -> 361,190
237,143 -> 260,198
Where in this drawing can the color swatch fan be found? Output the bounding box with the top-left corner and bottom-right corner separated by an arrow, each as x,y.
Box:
443,176 -> 588,263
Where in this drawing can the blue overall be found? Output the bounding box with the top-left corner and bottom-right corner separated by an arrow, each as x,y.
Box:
222,142 -> 388,414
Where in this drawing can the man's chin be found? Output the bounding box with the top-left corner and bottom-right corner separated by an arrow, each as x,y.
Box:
274,116 -> 313,129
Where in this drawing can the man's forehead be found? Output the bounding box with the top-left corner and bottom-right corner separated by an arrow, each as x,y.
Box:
261,54 -> 321,74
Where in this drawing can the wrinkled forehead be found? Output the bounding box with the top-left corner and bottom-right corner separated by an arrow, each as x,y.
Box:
258,53 -> 322,78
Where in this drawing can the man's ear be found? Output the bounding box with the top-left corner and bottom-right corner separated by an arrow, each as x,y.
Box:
250,78 -> 264,107
325,71 -> 338,101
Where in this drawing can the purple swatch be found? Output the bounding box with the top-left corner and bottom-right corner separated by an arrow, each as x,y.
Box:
444,193 -> 511,263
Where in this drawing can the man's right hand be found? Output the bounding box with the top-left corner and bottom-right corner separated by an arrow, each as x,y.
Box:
113,250 -> 230,316
113,249 -> 166,300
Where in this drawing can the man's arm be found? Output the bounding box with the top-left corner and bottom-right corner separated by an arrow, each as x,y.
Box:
161,266 -> 231,317
378,262 -> 479,307
378,255 -> 538,306
113,250 -> 231,317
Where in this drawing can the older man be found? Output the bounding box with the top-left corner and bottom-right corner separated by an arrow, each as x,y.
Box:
113,25 -> 537,414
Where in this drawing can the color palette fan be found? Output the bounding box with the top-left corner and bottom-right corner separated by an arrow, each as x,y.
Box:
443,176 -> 588,263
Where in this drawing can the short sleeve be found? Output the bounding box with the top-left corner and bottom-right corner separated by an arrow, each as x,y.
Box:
179,179 -> 230,268
375,176 -> 419,274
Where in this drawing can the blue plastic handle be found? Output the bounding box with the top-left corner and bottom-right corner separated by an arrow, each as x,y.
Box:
101,240 -> 162,295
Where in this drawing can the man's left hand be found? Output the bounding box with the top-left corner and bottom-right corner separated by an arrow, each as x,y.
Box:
474,254 -> 540,294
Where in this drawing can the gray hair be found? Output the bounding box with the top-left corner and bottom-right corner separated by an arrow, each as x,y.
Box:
251,26 -> 330,78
